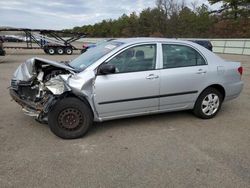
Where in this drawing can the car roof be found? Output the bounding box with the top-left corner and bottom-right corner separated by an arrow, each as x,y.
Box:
84,38 -> 225,72
111,37 -> 221,61
115,37 -> 191,45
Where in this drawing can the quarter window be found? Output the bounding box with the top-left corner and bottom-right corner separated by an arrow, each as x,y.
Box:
162,44 -> 206,69
107,44 -> 156,73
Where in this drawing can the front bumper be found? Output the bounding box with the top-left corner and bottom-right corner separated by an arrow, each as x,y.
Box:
9,89 -> 55,117
10,89 -> 41,112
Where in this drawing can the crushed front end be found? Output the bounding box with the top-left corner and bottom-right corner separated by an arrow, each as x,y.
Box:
9,57 -> 74,123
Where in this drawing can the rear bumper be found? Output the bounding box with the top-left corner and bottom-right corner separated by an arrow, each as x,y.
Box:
224,81 -> 244,101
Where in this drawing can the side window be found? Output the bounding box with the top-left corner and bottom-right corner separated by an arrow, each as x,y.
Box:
162,44 -> 206,69
107,44 -> 156,73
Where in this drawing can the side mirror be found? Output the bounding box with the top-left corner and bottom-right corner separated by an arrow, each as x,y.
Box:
99,64 -> 116,75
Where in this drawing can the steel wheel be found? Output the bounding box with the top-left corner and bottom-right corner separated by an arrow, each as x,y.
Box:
201,93 -> 220,116
57,47 -> 64,55
65,48 -> 73,55
48,98 -> 93,139
58,108 -> 83,131
48,48 -> 55,55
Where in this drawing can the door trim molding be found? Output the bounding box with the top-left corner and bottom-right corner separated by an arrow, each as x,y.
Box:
98,90 -> 198,105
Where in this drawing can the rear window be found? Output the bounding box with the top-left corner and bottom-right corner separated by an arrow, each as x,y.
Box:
162,44 -> 207,68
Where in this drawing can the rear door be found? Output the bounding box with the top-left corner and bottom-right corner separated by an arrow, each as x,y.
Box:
159,43 -> 208,110
93,43 -> 161,119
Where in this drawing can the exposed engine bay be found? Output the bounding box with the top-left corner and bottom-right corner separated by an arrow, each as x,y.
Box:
10,57 -> 78,122
13,67 -> 68,100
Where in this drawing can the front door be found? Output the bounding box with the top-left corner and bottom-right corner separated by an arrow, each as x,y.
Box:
94,44 -> 160,119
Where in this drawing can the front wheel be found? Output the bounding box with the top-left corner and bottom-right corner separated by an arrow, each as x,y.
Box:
48,98 -> 93,139
193,88 -> 223,119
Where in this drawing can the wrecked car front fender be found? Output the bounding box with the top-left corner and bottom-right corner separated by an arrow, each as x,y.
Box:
66,70 -> 100,121
42,70 -> 100,121
45,75 -> 71,95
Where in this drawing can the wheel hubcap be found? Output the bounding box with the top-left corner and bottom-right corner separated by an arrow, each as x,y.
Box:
49,49 -> 54,54
58,108 -> 83,130
201,93 -> 220,116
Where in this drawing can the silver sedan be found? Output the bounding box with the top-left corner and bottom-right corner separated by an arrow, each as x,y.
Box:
10,38 -> 243,139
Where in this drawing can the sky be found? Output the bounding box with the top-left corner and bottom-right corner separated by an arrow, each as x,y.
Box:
0,0 -> 221,30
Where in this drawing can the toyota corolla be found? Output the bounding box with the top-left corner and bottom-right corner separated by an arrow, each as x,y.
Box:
9,38 -> 243,139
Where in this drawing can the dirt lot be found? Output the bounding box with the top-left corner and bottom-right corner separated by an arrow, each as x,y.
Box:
0,49 -> 250,188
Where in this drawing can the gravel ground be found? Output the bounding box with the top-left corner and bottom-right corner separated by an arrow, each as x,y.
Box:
0,49 -> 250,188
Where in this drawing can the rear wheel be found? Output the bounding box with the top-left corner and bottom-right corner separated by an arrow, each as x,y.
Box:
48,47 -> 55,55
48,98 -> 93,139
193,88 -> 222,119
65,47 -> 73,55
57,47 -> 64,55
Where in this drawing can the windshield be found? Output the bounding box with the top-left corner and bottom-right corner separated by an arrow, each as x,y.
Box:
69,41 -> 124,70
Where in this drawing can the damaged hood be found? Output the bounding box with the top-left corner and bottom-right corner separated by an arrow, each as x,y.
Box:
13,57 -> 75,81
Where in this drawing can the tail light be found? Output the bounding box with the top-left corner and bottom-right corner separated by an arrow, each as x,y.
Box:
238,66 -> 243,76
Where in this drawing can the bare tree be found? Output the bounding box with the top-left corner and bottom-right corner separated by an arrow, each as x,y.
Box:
180,0 -> 187,11
156,0 -> 182,17
191,0 -> 199,12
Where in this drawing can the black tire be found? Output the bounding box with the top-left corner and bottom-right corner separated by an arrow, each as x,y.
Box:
65,47 -> 73,55
48,98 -> 93,139
57,47 -> 64,55
81,48 -> 87,54
48,47 -> 55,55
43,49 -> 48,54
0,49 -> 5,56
193,87 -> 223,119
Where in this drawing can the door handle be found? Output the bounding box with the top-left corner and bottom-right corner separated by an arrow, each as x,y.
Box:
146,74 -> 159,80
196,69 -> 207,74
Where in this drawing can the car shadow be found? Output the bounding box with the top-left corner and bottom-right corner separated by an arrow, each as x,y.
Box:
87,110 -> 193,136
